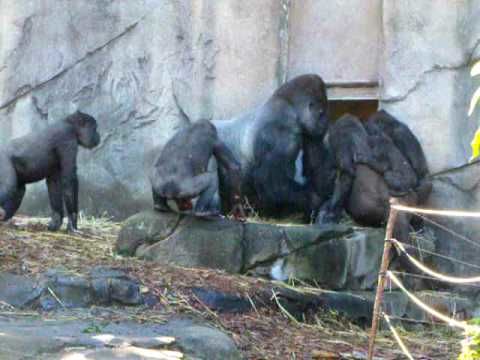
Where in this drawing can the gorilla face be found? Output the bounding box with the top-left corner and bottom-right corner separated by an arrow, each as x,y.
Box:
69,111 -> 101,149
274,74 -> 329,138
300,97 -> 329,138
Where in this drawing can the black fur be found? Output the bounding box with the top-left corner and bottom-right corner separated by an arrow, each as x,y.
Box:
150,120 -> 244,219
364,121 -> 418,196
315,114 -> 383,223
0,111 -> 100,231
367,110 -> 429,179
214,74 -> 329,217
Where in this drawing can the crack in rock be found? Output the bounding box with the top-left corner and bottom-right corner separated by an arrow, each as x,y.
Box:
382,62 -> 470,103
382,37 -> 480,103
0,16 -> 146,111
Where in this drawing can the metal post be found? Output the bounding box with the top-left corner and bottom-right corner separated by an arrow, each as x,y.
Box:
367,198 -> 399,360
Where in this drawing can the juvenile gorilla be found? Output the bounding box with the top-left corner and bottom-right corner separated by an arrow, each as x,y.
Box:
312,111 -> 431,247
367,110 -> 431,203
150,120 -> 245,219
213,74 -> 329,217
316,114 -> 385,223
0,111 -> 100,231
364,121 -> 418,196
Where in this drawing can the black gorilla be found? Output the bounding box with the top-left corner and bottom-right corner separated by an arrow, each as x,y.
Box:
150,120 -> 245,219
302,135 -> 336,220
213,74 -> 329,217
0,111 -> 100,231
311,111 -> 431,248
367,110 -> 431,203
364,120 -> 418,196
315,114 -> 385,223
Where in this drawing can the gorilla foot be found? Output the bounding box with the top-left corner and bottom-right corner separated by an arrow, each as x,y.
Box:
315,209 -> 343,225
194,210 -> 221,218
48,213 -> 63,232
67,215 -> 78,233
154,203 -> 171,212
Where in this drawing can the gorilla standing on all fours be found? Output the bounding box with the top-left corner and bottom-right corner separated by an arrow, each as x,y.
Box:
0,111 -> 101,232
212,74 -> 329,218
149,120 -> 245,219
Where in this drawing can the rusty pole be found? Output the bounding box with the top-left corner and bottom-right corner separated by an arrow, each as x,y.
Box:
367,198 -> 399,360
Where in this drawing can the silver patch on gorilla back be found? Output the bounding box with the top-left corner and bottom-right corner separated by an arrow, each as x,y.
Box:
294,150 -> 307,185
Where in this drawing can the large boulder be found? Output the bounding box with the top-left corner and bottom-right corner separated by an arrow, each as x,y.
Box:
0,267 -> 143,311
136,216 -> 245,273
0,316 -> 242,360
116,211 -> 390,290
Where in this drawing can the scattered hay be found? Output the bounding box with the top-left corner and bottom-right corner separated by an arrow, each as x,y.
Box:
0,215 -> 461,359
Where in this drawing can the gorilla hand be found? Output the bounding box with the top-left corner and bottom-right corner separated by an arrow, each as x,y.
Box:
0,207 -> 5,221
230,195 -> 246,221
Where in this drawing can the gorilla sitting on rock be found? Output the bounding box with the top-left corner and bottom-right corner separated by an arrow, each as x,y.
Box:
212,74 -> 329,218
150,120 -> 245,219
0,111 -> 101,232
313,110 -> 431,244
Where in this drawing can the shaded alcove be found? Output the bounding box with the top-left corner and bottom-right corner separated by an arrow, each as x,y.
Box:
328,99 -> 379,122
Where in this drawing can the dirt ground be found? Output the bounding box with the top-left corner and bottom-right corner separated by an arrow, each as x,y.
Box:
0,215 -> 462,359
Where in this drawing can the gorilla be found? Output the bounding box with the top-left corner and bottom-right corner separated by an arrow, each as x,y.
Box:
213,74 -> 329,217
364,120 -> 418,196
312,111 -> 431,245
302,135 -> 336,221
315,114 -> 386,223
150,120 -> 245,219
366,110 -> 431,203
0,111 -> 101,232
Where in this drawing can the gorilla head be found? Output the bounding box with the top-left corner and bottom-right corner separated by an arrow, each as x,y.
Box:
66,111 -> 101,149
274,74 -> 329,138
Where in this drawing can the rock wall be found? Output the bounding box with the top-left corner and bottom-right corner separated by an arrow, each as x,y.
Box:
2,1 -> 480,278
379,1 -> 480,278
0,0 -> 381,218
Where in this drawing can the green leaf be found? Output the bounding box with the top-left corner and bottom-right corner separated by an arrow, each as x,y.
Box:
470,129 -> 480,162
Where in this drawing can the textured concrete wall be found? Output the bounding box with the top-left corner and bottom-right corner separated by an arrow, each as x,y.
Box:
379,0 -> 480,278
2,0 -> 480,280
0,0 -> 289,218
0,0 -> 383,218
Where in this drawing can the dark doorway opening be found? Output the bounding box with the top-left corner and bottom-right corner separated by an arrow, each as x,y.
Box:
328,100 -> 379,122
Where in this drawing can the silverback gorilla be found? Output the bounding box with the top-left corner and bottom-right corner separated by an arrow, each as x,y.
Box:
213,74 -> 329,217
150,120 -> 245,219
0,111 -> 101,231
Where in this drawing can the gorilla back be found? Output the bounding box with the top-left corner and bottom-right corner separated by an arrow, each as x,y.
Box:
0,111 -> 100,232
213,74 -> 329,217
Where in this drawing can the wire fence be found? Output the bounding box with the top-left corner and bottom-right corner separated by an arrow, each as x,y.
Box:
368,201 -> 480,360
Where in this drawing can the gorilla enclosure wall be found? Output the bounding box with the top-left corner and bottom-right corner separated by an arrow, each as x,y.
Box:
0,0 -> 381,218
1,1 -> 480,229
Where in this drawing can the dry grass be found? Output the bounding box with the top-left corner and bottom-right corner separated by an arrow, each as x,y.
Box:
0,215 -> 461,359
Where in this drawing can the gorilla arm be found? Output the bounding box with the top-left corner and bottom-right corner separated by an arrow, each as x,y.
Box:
213,140 -> 245,219
253,130 -> 313,216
